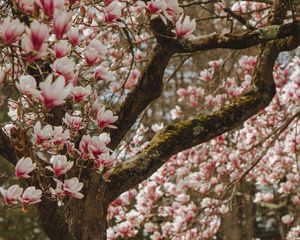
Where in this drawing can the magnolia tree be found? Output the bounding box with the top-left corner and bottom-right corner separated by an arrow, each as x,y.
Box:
0,0 -> 300,239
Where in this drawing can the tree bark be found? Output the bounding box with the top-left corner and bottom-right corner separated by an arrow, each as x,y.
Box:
64,171 -> 110,240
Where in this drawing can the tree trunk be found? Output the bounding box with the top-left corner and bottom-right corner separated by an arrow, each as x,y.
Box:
38,171 -> 110,240
64,172 -> 110,240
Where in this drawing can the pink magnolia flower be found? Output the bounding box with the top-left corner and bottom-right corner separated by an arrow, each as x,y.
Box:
79,135 -> 92,159
164,0 -> 182,21
170,105 -> 182,120
262,192 -> 274,202
103,0 -> 113,5
89,39 -> 108,56
52,57 -> 75,83
15,157 -> 36,179
116,221 -> 138,238
52,126 -> 70,145
200,69 -> 213,81
33,121 -> 53,145
174,15 -> 196,38
152,123 -> 164,132
145,0 -> 166,15
38,75 -> 73,108
66,142 -> 79,158
282,214 -> 294,225
16,0 -> 34,14
209,59 -> 224,70
0,18 -> 25,44
25,20 -> 49,52
95,107 -> 118,129
84,40 -> 107,66
36,0 -> 65,17
67,27 -> 81,46
20,21 -> 49,62
98,132 -> 111,145
84,47 -> 99,66
71,85 -> 91,102
88,136 -> 110,158
0,185 -> 23,206
125,69 -> 140,89
46,155 -> 74,176
63,112 -> 83,130
95,152 -> 114,173
293,194 -> 300,206
231,2 -> 247,13
53,177 -> 84,199
137,0 -> 168,23
36,0 -> 54,17
94,67 -> 115,81
21,35 -> 48,62
107,228 -> 117,240
104,1 -> 124,23
54,40 -> 70,58
15,75 -> 37,96
54,10 -> 72,39
20,186 -> 42,206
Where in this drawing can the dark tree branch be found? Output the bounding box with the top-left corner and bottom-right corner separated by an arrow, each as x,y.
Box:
108,19 -> 176,150
108,45 -> 173,150
0,129 -> 18,165
223,7 -> 256,30
172,21 -> 300,52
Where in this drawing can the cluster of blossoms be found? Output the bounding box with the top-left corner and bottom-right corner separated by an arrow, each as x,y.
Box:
106,53 -> 300,239
171,55 -> 255,117
0,0 -> 196,213
0,185 -> 42,211
213,1 -> 271,32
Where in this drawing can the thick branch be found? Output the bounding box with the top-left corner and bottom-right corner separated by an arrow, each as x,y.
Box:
174,22 -> 300,52
108,45 -> 173,149
107,18 -> 179,150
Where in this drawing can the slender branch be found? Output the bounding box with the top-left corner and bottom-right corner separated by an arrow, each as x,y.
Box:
180,0 -> 218,7
223,7 -> 256,30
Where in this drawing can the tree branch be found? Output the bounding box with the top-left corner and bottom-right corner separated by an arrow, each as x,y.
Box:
108,18 -> 176,150
0,129 -> 18,165
108,45 -> 173,150
173,21 -> 300,52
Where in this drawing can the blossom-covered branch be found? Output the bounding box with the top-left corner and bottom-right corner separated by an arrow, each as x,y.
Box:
164,21 -> 300,53
106,0 -> 296,199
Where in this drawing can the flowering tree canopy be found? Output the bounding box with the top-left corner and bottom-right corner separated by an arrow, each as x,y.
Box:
0,0 -> 300,239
